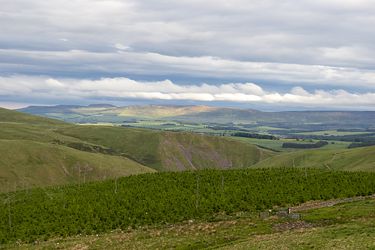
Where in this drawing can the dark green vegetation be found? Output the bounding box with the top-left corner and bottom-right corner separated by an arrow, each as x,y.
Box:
0,108 -> 273,191
229,136 -> 351,152
1,168 -> 375,244
232,132 -> 277,140
282,140 -> 328,149
4,198 -> 375,249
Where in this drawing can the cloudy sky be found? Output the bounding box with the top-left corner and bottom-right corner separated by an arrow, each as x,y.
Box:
1,0 -> 375,110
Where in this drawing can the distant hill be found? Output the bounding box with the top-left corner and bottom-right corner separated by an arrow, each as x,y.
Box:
0,108 -> 274,190
18,105 -> 375,130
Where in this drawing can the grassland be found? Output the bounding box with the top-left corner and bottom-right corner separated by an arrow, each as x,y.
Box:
0,108 -> 156,191
0,139 -> 154,191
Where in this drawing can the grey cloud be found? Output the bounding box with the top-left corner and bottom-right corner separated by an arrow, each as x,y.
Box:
1,49 -> 375,89
2,0 -> 375,65
1,0 -> 375,108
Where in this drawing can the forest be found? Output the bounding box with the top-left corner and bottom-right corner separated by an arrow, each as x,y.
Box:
1,168 -> 375,244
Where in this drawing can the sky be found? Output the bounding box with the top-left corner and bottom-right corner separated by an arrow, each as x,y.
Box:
1,0 -> 375,110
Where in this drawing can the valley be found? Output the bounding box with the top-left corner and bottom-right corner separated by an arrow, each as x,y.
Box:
0,106 -> 374,249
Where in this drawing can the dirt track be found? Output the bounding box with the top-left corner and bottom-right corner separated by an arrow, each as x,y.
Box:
289,194 -> 375,213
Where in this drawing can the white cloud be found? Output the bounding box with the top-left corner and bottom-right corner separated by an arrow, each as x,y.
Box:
1,75 -> 375,109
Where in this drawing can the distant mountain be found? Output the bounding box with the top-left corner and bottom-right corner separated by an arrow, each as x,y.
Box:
87,104 -> 117,108
172,109 -> 375,126
19,105 -> 83,115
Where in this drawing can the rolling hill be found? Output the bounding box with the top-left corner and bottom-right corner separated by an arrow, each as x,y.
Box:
0,139 -> 154,191
0,108 -> 155,191
55,125 -> 274,172
0,108 -> 274,191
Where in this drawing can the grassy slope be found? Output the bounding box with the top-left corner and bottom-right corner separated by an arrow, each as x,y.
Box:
7,198 -> 375,249
56,125 -> 164,170
57,125 -> 275,171
253,145 -> 375,171
0,108 -> 155,191
0,140 -> 154,192
159,132 -> 274,171
0,108 -> 275,190
0,107 -> 65,125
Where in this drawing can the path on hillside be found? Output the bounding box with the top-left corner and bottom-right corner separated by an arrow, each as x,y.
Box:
289,194 -> 375,213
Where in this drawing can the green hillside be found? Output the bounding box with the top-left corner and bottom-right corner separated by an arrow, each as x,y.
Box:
0,108 -> 155,191
57,125 -> 274,171
0,107 -> 65,125
0,108 -> 274,190
254,146 -> 375,171
0,140 -> 154,192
